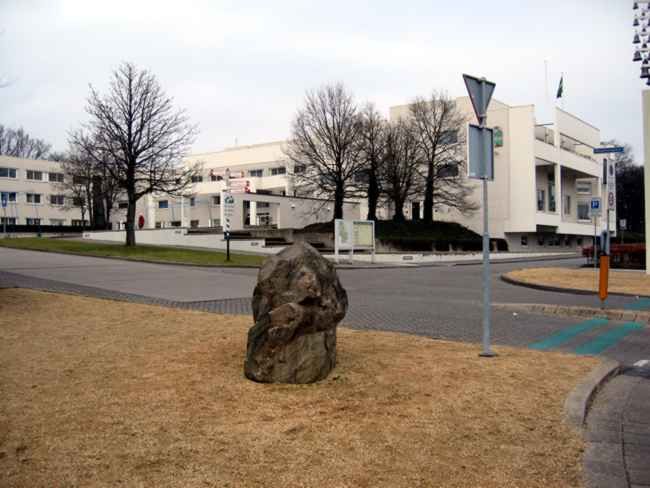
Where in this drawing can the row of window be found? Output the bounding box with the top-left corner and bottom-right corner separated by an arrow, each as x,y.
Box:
0,217 -> 88,226
189,165 -> 306,183
0,167 -> 65,182
520,234 -> 584,248
155,196 -> 275,209
0,191 -> 76,206
537,190 -> 593,220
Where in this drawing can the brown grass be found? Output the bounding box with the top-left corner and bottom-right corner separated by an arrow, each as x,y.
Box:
0,289 -> 598,488
507,267 -> 650,297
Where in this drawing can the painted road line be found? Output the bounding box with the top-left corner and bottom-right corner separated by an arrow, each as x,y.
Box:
574,322 -> 644,356
529,318 -> 609,351
634,360 -> 650,368
625,298 -> 650,311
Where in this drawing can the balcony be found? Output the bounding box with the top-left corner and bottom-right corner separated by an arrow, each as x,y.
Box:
535,125 -> 554,145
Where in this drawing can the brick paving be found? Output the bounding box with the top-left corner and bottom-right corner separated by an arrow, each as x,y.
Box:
584,364 -> 650,488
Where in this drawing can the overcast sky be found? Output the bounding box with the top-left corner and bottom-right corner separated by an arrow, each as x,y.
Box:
0,0 -> 642,160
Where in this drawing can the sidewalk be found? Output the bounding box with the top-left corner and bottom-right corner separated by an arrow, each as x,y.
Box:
583,363 -> 650,488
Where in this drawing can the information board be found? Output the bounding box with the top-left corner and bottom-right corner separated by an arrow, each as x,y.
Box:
334,219 -> 376,263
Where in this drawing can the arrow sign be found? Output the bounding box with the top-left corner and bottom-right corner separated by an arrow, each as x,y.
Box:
463,74 -> 496,126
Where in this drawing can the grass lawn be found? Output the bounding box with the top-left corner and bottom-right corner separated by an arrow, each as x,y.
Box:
506,267 -> 650,297
0,237 -> 266,267
0,289 -> 598,488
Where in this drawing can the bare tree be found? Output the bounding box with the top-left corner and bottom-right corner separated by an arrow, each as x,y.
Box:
410,92 -> 477,221
56,151 -> 95,230
70,62 -> 198,246
0,124 -> 51,159
357,103 -> 387,221
381,119 -> 423,222
285,83 -> 364,219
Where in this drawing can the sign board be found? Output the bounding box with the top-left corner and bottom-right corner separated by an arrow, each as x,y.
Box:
462,74 -> 496,125
334,219 -> 376,263
468,124 -> 494,180
229,178 -> 252,194
594,146 -> 624,154
223,192 -> 235,232
590,197 -> 602,217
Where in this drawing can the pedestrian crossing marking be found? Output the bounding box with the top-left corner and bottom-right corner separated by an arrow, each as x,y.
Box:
529,318 -> 609,351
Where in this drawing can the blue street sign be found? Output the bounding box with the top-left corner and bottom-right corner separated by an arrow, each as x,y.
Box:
591,198 -> 601,210
594,147 -> 624,154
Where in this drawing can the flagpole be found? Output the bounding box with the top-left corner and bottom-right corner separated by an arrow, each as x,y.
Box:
561,72 -> 566,111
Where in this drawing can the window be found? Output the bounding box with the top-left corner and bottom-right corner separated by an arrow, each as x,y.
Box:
26,193 -> 42,204
50,219 -> 65,226
521,235 -> 528,247
1,217 -> 16,225
577,201 -> 590,220
72,197 -> 84,207
577,238 -> 583,246
438,163 -> 460,178
565,236 -> 572,247
190,197 -> 196,207
49,172 -> 64,183
158,200 -> 169,209
294,165 -> 306,174
257,202 -> 270,208
210,218 -> 221,227
191,175 -> 203,183
564,195 -> 571,215
170,221 -> 182,227
576,181 -> 592,194
536,189 -> 545,212
249,169 -> 264,177
118,201 -> 128,209
440,129 -> 458,144
270,167 -> 286,176
155,221 -> 163,229
537,235 -> 545,246
210,173 -> 223,182
548,181 -> 556,212
0,167 -> 17,178
212,195 -> 221,205
190,220 -> 199,228
73,175 -> 87,185
50,194 -> 65,206
354,169 -> 370,184
71,220 -> 88,227
26,170 -> 43,181
1,192 -> 16,202
26,218 -> 41,225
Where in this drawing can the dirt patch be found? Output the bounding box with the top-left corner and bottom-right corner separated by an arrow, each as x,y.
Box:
0,289 -> 598,488
506,267 -> 650,297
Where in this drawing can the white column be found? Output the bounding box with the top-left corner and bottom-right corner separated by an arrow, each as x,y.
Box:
643,90 -> 650,275
145,194 -> 156,229
250,201 -> 257,226
555,164 -> 561,216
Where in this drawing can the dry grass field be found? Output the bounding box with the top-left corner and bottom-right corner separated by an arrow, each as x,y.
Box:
0,289 -> 598,488
506,267 -> 650,297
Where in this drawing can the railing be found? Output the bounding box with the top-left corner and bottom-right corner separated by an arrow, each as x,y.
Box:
535,126 -> 555,145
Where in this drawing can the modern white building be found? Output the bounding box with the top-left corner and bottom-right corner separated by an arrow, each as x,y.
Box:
0,155 -> 86,227
3,94 -> 615,253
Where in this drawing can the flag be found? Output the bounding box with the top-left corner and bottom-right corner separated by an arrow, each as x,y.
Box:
556,75 -> 564,99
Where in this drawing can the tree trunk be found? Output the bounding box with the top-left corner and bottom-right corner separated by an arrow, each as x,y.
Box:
104,200 -> 113,230
126,195 -> 136,247
392,198 -> 406,222
334,182 -> 344,220
423,162 -> 434,222
367,174 -> 379,221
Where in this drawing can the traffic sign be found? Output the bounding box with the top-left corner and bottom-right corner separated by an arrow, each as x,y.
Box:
608,192 -> 615,208
594,146 -> 624,154
468,124 -> 494,180
590,197 -> 602,217
463,74 -> 496,125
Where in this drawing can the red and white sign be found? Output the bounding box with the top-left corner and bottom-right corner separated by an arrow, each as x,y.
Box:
229,178 -> 253,194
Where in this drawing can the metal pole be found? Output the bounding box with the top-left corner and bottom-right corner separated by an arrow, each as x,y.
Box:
594,217 -> 598,271
643,90 -> 650,275
226,232 -> 230,261
479,78 -> 495,358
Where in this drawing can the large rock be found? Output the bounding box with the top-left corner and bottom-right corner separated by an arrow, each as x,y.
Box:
244,242 -> 348,384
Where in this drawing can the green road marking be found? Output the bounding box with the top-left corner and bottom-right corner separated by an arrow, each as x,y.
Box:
574,322 -> 644,356
529,318 -> 609,351
625,298 -> 650,311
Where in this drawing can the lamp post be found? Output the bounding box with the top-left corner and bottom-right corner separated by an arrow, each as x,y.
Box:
632,0 -> 650,274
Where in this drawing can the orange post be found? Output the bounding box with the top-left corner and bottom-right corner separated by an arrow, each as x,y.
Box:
599,255 -> 610,303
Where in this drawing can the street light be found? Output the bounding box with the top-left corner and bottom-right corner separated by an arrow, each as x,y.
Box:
632,0 -> 650,275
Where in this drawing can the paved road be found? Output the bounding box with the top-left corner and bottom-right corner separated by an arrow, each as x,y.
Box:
1,247 -> 649,366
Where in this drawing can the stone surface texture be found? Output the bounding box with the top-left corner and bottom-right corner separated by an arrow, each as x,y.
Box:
244,242 -> 348,384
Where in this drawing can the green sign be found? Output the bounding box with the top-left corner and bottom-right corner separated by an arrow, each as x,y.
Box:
494,127 -> 503,147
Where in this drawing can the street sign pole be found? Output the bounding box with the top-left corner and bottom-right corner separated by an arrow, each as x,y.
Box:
464,73 -> 497,358
1,194 -> 6,238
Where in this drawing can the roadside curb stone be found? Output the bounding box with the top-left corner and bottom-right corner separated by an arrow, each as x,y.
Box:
494,303 -> 650,326
565,359 -> 621,430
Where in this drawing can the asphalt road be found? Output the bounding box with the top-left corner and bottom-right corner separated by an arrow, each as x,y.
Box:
1,247 -> 649,366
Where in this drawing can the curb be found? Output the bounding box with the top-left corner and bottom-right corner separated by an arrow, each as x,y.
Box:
501,274 -> 650,299
564,359 -> 621,430
493,303 -> 650,325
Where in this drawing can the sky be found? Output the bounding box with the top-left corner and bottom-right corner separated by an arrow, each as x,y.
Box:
0,0 -> 643,160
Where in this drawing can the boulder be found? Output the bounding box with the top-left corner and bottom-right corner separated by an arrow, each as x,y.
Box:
244,242 -> 348,383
